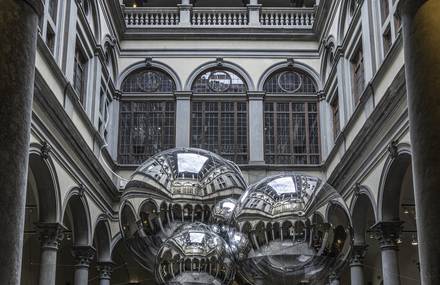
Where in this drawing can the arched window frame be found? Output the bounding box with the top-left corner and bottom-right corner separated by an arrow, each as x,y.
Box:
262,67 -> 321,165
118,67 -> 177,165
189,67 -> 249,164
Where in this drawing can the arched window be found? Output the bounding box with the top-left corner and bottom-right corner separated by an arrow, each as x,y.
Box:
118,68 -> 176,164
190,68 -> 248,164
263,68 -> 320,165
121,68 -> 176,93
40,0 -> 63,56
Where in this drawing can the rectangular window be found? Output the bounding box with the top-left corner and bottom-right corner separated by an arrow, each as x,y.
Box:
118,101 -> 176,164
382,25 -> 392,55
351,44 -> 365,104
264,102 -> 320,165
191,101 -> 248,164
73,45 -> 87,103
331,95 -> 340,141
45,25 -> 56,54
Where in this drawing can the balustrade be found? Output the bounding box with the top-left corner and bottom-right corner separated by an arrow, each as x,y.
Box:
260,8 -> 315,28
124,8 -> 180,27
192,8 -> 248,27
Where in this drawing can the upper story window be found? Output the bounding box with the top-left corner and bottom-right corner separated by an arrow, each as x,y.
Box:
379,0 -> 401,56
73,43 -> 88,104
350,43 -> 365,104
121,69 -> 176,93
98,81 -> 112,142
192,69 -> 247,94
190,68 -> 248,164
118,68 -> 177,164
39,0 -> 61,55
263,68 -> 320,165
331,94 -> 340,141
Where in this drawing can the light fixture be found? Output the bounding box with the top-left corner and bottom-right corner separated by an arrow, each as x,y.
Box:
411,234 -> 418,246
403,207 -> 409,214
396,237 -> 402,244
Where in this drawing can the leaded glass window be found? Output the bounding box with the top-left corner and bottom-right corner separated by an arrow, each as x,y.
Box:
264,69 -> 317,94
264,102 -> 320,164
192,69 -> 247,93
119,101 -> 175,164
121,69 -> 176,93
191,101 -> 248,164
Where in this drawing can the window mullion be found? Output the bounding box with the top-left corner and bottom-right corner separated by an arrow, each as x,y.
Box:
305,103 -> 310,165
289,102 -> 294,164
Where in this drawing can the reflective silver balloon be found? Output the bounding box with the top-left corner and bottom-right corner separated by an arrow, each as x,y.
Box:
233,173 -> 352,285
155,222 -> 236,285
210,198 -> 238,239
119,148 -> 247,272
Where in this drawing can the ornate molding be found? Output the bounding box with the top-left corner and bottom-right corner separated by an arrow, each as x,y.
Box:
350,244 -> 368,265
40,141 -> 52,160
387,140 -> 399,158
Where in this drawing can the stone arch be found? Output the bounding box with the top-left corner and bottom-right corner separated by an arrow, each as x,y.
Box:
378,146 -> 413,221
62,188 -> 92,246
257,59 -> 322,91
350,186 -> 377,244
28,144 -> 61,223
185,59 -> 255,91
102,34 -> 118,81
117,59 -> 182,91
321,35 -> 337,82
93,215 -> 112,262
337,0 -> 359,45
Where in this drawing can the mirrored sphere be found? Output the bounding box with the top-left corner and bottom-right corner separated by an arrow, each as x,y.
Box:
119,148 -> 247,271
210,198 -> 238,239
155,222 -> 236,285
233,173 -> 352,285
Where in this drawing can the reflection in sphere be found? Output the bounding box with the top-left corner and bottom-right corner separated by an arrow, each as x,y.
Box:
155,223 -> 236,285
210,198 -> 238,239
119,148 -> 247,272
233,174 -> 352,285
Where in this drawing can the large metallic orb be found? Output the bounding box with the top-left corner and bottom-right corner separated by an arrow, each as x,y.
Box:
210,198 -> 238,239
234,174 -> 352,285
155,223 -> 236,285
119,148 -> 247,272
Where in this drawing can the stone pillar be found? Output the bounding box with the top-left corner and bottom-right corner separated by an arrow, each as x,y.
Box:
72,246 -> 95,285
371,221 -> 402,285
247,0 -> 262,26
400,1 -> 440,284
97,262 -> 113,285
248,92 -> 265,164
37,223 -> 66,285
175,91 -> 192,147
0,0 -> 43,284
350,245 -> 368,285
178,0 -> 192,26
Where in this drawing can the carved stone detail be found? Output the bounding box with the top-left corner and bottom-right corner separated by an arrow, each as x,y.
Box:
36,223 -> 67,250
97,262 -> 113,280
72,246 -> 96,268
41,141 -> 52,160
387,140 -> 399,158
370,221 -> 403,250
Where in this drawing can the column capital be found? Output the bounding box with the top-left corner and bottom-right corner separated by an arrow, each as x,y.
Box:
350,244 -> 368,266
36,222 -> 67,250
97,261 -> 114,280
370,221 -> 403,250
174,91 -> 192,100
21,0 -> 44,16
247,91 -> 265,100
72,245 -> 96,268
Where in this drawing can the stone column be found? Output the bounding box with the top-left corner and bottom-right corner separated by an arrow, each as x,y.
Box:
350,245 -> 368,285
248,91 -> 265,165
37,223 -> 66,285
0,0 -> 43,284
72,245 -> 96,285
371,221 -> 402,285
97,262 -> 113,285
175,91 -> 192,147
400,1 -> 440,284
